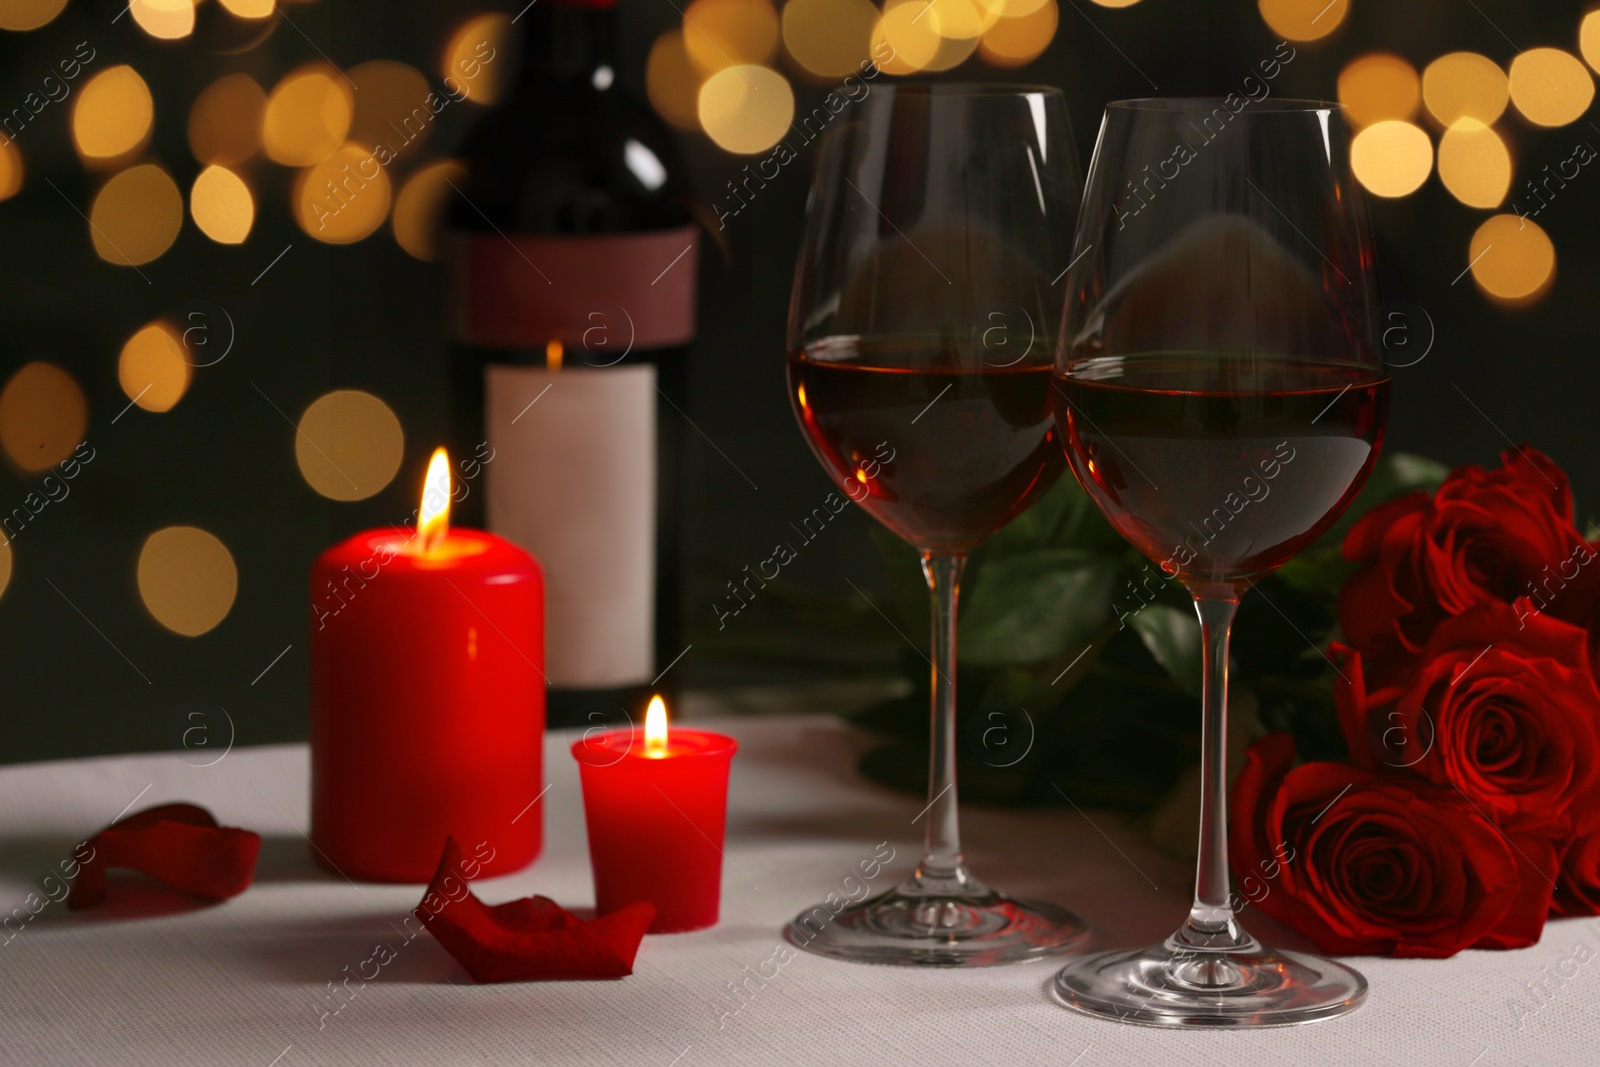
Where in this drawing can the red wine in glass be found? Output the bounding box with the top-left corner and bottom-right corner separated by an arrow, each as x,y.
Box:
1055,354 -> 1389,591
789,336 -> 1062,554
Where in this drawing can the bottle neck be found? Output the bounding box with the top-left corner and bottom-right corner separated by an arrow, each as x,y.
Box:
517,1 -> 618,88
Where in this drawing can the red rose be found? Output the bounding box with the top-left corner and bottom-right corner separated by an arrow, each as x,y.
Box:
1230,733 -> 1557,957
1332,605 -> 1600,837
1339,447 -> 1598,681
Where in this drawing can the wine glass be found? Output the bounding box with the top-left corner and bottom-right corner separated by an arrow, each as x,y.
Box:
783,84 -> 1089,966
1050,99 -> 1387,1024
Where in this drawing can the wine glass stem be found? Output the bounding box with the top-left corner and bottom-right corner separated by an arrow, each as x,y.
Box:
1177,594 -> 1253,952
906,552 -> 977,895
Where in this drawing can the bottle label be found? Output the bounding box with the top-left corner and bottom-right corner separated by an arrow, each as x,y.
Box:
447,226 -> 698,355
484,363 -> 657,689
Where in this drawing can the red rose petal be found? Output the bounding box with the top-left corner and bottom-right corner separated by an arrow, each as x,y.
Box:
1474,834 -> 1559,950
66,803 -> 260,910
416,837 -> 655,982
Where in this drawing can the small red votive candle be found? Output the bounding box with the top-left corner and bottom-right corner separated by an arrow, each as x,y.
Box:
310,448 -> 545,883
573,697 -> 737,933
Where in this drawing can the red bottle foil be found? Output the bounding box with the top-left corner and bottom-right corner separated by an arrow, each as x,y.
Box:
310,528 -> 545,883
573,728 -> 737,932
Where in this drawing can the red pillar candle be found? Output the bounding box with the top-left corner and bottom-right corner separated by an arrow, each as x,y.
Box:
573,698 -> 737,933
310,449 -> 545,883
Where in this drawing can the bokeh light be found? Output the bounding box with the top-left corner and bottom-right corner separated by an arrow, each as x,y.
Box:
190,165 -> 254,244
130,0 -> 195,40
218,0 -> 275,17
295,390 -> 405,501
0,0 -> 67,31
0,361 -> 87,472
1422,52 -> 1508,126
118,322 -> 192,413
1469,214 -> 1555,301
0,139 -> 22,202
89,164 -> 184,266
1583,10 -> 1600,74
697,64 -> 794,154
1509,48 -> 1594,127
189,74 -> 266,166
1350,120 -> 1433,198
441,13 -> 511,104
684,0 -> 781,74
392,160 -> 466,261
1436,120 -> 1511,208
1337,54 -> 1420,127
1257,0 -> 1346,43
263,64 -> 354,167
647,31 -> 704,130
72,66 -> 155,162
1088,0 -> 1139,7
137,526 -> 238,637
294,144 -> 392,243
348,60 -> 433,160
874,0 -> 978,74
978,0 -> 1057,67
781,0 -> 877,78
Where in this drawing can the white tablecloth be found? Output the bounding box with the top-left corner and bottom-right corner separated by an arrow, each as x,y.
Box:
1,712 -> 1596,1066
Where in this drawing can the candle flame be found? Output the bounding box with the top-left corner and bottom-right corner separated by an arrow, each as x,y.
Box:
546,339 -> 563,372
418,447 -> 451,551
644,694 -> 668,755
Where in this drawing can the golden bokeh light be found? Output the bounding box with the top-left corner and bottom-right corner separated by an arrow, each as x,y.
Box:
697,64 -> 794,154
0,139 -> 22,202
1088,0 -> 1139,6
130,0 -> 195,40
781,0 -> 877,79
1350,120 -> 1433,198
295,389 -> 405,501
0,0 -> 66,31
978,0 -> 1057,67
263,64 -> 353,167
1422,52 -> 1508,127
294,143 -> 392,243
1583,10 -> 1600,74
647,31 -> 704,130
392,160 -> 466,261
926,0 -> 993,43
442,13 -> 511,104
189,74 -> 266,166
72,66 -> 154,162
1437,120 -> 1511,208
218,0 -> 275,17
118,322 -> 192,413
137,526 -> 238,637
1468,214 -> 1554,301
975,0 -> 1049,19
1509,48 -> 1594,127
684,0 -> 781,74
0,362 -> 87,472
874,0 -> 979,74
1257,0 -> 1346,42
89,164 -> 184,266
348,60 -> 433,159
1337,54 -> 1420,127
190,165 -> 254,244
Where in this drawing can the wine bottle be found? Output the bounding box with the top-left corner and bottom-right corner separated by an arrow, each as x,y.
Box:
444,0 -> 697,729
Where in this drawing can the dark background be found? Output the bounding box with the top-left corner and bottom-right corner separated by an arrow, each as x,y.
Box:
0,0 -> 1593,763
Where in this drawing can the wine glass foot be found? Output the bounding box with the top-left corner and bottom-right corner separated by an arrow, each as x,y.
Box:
1051,940 -> 1367,1027
785,886 -> 1090,967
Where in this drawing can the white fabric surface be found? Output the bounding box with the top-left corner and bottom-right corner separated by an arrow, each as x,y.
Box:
1,712 -> 1597,1066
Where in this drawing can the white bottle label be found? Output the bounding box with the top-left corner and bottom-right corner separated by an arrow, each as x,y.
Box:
484,364 -> 657,689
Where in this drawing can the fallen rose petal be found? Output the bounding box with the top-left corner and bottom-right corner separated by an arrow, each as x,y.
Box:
67,803 -> 261,910
417,837 -> 654,982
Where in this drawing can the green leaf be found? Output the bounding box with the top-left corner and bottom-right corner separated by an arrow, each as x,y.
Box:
959,550 -> 1118,667
1127,603 -> 1203,698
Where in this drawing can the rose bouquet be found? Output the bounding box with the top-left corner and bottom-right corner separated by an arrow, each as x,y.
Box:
1230,447 -> 1600,957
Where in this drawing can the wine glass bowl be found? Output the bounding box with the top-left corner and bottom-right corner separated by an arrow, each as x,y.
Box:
783,84 -> 1089,966
1049,98 -> 1385,1024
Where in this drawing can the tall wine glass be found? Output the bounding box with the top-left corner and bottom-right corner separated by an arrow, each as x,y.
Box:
784,85 -> 1089,966
1051,99 -> 1387,1024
